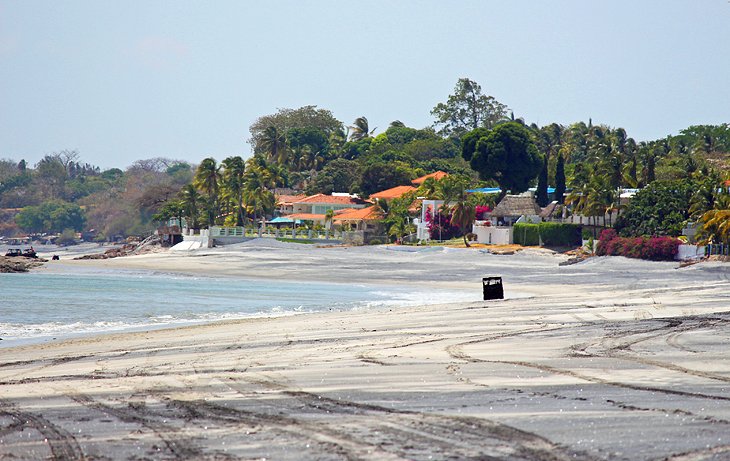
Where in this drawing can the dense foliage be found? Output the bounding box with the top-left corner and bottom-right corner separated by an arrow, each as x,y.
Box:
615,180 -> 694,237
596,229 -> 681,261
1,78 -> 728,245
462,122 -> 543,194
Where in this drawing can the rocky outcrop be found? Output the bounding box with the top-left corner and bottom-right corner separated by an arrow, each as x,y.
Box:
0,256 -> 46,273
74,236 -> 165,260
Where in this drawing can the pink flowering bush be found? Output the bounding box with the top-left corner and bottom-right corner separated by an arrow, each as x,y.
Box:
596,228 -> 680,261
424,207 -> 460,240
475,205 -> 492,220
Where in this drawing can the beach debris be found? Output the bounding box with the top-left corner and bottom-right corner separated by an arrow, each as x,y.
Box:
483,276 -> 504,300
74,235 -> 164,260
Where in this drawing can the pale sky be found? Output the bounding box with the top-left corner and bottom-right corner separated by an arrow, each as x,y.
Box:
1,1 -> 729,170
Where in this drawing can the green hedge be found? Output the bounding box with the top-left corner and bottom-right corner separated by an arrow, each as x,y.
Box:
513,222 -> 582,247
538,222 -> 582,246
513,223 -> 540,246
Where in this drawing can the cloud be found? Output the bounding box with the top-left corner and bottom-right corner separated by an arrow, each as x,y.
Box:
130,36 -> 189,70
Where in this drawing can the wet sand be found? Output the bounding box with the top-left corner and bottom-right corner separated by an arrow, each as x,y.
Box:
2,240 -> 730,460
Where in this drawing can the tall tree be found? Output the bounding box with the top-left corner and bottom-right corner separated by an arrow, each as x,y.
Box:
554,153 -> 566,204
193,157 -> 221,226
462,122 -> 542,196
221,156 -> 246,226
259,126 -> 288,165
179,184 -> 201,229
450,194 -> 476,248
536,156 -> 549,207
431,78 -> 509,139
349,116 -> 375,141
249,105 -> 343,154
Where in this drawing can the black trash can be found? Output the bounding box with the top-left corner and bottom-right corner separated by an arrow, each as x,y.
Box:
482,277 -> 504,300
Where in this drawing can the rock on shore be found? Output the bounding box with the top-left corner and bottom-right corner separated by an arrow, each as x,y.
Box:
0,255 -> 46,273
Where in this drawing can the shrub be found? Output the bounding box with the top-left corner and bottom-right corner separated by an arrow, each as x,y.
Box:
56,228 -> 78,246
475,205 -> 492,220
538,222 -> 582,246
424,208 -> 460,240
513,223 -> 540,246
596,228 -> 680,261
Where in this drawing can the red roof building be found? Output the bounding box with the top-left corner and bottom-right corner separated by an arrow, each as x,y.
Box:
370,185 -> 417,200
292,194 -> 369,216
412,171 -> 448,185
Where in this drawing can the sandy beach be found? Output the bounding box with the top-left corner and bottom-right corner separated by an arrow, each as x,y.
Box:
2,240 -> 730,460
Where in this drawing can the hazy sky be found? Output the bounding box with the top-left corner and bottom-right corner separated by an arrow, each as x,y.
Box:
1,1 -> 729,170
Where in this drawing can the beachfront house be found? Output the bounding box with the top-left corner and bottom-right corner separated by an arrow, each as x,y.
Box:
369,185 -> 417,201
416,199 -> 445,241
276,194 -> 306,216
287,193 -> 369,226
333,206 -> 383,231
472,195 -> 542,245
412,171 -> 448,186
488,195 -> 542,226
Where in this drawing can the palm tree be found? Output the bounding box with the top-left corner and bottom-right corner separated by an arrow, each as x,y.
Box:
193,158 -> 221,226
179,184 -> 201,229
349,116 -> 375,141
376,192 -> 416,243
243,156 -> 278,224
451,198 -> 476,247
259,126 -> 288,165
221,156 -> 246,226
698,209 -> 730,244
324,209 -> 334,231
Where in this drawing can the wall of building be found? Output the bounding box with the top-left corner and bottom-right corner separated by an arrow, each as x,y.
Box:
472,222 -> 512,245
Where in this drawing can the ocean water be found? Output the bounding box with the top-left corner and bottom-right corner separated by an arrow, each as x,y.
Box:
0,266 -> 474,346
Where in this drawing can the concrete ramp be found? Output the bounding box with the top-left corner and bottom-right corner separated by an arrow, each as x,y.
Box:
170,240 -> 206,251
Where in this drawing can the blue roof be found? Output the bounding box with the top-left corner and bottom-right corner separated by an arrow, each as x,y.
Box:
466,187 -> 502,194
269,217 -> 301,224
528,187 -> 556,194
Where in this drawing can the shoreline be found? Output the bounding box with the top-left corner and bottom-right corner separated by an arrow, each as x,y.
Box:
2,242 -> 729,459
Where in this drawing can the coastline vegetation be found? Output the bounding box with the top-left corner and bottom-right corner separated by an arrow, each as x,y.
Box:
1,78 -> 728,247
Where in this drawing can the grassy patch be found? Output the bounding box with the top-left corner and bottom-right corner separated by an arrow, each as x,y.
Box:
276,238 -> 316,245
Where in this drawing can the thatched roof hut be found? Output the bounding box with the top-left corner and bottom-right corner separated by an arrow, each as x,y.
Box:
490,195 -> 542,218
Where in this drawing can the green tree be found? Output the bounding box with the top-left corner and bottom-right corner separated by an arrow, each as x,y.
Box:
193,158 -> 221,226
450,195 -> 476,247
221,156 -> 246,226
250,106 -> 343,154
462,122 -> 542,195
359,161 -> 414,197
180,184 -> 202,229
152,199 -> 185,226
306,159 -> 361,195
554,153 -> 566,204
349,116 -> 375,141
376,191 -> 417,243
242,156 -> 277,223
260,126 -> 288,165
15,200 -> 85,234
431,78 -> 509,138
615,179 -> 694,237
536,156 -> 549,207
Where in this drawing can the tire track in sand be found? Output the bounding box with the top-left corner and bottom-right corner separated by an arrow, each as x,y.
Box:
0,398 -> 84,461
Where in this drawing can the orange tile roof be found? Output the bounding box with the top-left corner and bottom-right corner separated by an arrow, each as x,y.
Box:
276,194 -> 306,205
412,171 -> 448,185
287,213 -> 326,221
370,185 -> 417,200
294,194 -> 368,205
333,206 -> 383,222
